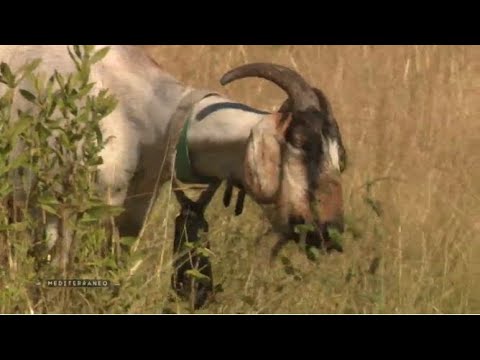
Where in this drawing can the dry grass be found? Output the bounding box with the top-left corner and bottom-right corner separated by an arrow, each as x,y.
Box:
132,45 -> 479,314
2,45 -> 478,314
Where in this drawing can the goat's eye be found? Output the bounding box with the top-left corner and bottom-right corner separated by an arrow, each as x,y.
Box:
291,137 -> 304,149
287,130 -> 307,149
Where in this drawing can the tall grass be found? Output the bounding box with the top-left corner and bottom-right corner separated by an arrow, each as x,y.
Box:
140,45 -> 479,313
1,45 -> 478,313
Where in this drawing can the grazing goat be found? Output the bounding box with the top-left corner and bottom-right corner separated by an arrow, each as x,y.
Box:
0,45 -> 347,306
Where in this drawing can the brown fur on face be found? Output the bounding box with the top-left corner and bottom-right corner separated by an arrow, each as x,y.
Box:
279,87 -> 347,173
243,109 -> 344,252
311,172 -> 344,229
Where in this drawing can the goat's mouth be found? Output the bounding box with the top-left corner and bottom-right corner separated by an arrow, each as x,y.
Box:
288,217 -> 343,253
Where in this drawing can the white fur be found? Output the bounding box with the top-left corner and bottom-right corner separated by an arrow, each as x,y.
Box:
188,95 -> 265,181
1,46 -> 185,205
327,139 -> 340,171
0,45 -> 269,252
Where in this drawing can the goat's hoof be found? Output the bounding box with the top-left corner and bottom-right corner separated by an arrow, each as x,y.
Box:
171,276 -> 214,310
191,282 -> 213,310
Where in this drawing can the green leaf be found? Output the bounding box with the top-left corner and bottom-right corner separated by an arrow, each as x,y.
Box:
35,122 -> 53,142
73,45 -> 82,59
90,47 -> 110,64
306,246 -> 320,261
84,45 -> 95,54
0,62 -> 16,88
19,89 -> 36,103
0,88 -> 14,108
97,89 -> 108,99
18,58 -> 42,75
46,75 -> 56,96
104,257 -> 118,270
24,58 -> 42,74
326,227 -> 344,251
6,116 -> 31,142
196,247 -> 214,258
75,82 -> 95,99
327,225 -> 343,239
0,222 -> 28,232
79,65 -> 90,84
185,269 -> 211,285
32,72 -> 43,95
94,125 -> 104,144
64,73 -> 73,94
54,70 -> 65,90
67,47 -> 82,71
85,205 -> 124,220
78,212 -> 97,224
87,156 -> 104,166
47,97 -> 58,117
293,223 -> 316,235
183,241 -> 196,250
119,236 -> 137,247
16,58 -> 42,85
37,194 -> 60,205
39,204 -> 58,216
10,222 -> 28,232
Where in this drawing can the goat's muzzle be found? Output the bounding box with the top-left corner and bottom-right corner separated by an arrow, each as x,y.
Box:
288,216 -> 344,253
308,219 -> 344,253
288,171 -> 345,253
313,172 -> 344,252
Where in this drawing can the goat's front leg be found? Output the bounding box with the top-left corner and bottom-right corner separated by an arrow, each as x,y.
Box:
171,208 -> 214,310
171,182 -> 220,310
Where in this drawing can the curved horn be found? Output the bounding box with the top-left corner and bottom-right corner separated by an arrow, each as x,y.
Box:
278,87 -> 333,116
220,63 -> 320,112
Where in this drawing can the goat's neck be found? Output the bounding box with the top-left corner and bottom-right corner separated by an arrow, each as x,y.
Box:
186,95 -> 268,184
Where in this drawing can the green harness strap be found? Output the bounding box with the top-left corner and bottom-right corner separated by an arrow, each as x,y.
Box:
174,107 -> 217,184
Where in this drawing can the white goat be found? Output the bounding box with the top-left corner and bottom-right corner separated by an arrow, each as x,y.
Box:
0,45 -> 347,286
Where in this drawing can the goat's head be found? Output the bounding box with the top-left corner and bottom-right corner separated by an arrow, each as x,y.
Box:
221,63 -> 347,252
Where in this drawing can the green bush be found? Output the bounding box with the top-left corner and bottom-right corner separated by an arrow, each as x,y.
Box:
0,45 -> 125,313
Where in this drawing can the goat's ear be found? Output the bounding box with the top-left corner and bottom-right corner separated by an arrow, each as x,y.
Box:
243,113 -> 292,203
